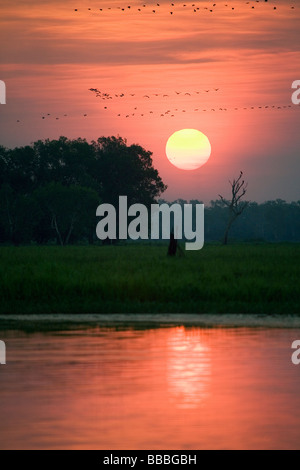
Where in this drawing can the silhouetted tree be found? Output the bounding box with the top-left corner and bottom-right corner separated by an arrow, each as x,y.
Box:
92,136 -> 167,242
92,136 -> 167,207
0,136 -> 167,244
219,171 -> 248,245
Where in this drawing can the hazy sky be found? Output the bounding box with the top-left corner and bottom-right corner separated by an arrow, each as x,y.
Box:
0,0 -> 299,202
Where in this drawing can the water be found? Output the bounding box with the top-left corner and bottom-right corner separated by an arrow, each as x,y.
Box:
0,316 -> 300,450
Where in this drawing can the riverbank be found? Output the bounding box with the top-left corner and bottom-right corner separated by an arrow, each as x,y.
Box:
1,313 -> 300,332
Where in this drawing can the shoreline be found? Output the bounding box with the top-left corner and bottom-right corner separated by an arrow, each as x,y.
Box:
1,313 -> 300,330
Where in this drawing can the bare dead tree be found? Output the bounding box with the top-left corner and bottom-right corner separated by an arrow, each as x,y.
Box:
219,171 -> 248,245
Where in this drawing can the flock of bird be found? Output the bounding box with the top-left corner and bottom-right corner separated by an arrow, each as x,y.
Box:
13,3 -> 298,124
110,103 -> 295,118
72,2 -> 296,15
89,87 -> 220,100
87,86 -> 297,118
16,113 -> 88,123
15,102 -> 297,123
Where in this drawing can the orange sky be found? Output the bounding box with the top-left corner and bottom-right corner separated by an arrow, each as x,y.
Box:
0,0 -> 299,202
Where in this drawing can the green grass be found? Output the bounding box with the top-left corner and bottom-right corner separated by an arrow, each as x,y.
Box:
0,243 -> 299,314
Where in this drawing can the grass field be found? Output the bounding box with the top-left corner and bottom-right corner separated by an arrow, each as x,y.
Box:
0,243 -> 299,314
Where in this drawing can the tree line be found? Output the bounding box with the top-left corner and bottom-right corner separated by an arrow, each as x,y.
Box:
0,136 -> 166,245
0,136 -> 299,245
160,198 -> 300,243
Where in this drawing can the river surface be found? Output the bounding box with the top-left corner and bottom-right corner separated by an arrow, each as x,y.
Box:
0,314 -> 299,450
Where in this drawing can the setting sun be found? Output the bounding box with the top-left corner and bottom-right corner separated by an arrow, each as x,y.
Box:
166,129 -> 211,170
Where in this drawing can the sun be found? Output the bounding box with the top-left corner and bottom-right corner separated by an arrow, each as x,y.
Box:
166,129 -> 211,170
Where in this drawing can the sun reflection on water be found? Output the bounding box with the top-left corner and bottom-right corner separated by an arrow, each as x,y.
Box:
166,326 -> 211,409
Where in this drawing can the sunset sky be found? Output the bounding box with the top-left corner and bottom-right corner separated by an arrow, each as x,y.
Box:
0,0 -> 299,202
